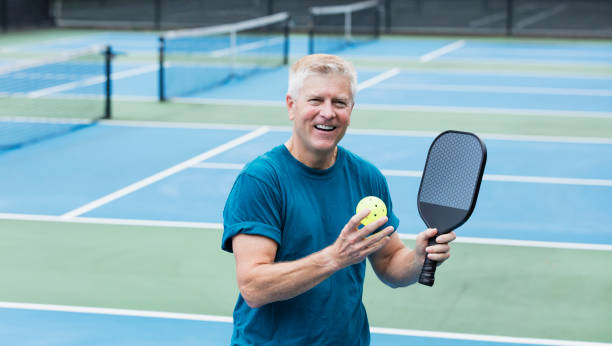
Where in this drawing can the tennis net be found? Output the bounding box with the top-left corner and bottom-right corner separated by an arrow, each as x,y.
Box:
308,0 -> 381,54
0,45 -> 113,152
159,12 -> 290,101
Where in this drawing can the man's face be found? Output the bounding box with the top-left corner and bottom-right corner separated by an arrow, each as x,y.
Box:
286,73 -> 354,157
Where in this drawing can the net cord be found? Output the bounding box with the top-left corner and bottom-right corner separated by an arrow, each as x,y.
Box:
161,12 -> 290,40
310,0 -> 378,16
308,0 -> 380,52
158,12 -> 290,101
0,45 -> 106,75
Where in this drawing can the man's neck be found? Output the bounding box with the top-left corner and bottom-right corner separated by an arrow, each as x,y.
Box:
284,139 -> 337,170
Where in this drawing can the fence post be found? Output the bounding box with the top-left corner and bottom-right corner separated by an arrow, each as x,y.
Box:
505,0 -> 514,36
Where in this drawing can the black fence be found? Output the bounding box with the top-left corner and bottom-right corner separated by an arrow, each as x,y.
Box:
2,0 -> 611,38
383,0 -> 612,37
0,0 -> 53,31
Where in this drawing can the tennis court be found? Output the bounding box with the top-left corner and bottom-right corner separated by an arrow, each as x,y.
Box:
1,3 -> 612,345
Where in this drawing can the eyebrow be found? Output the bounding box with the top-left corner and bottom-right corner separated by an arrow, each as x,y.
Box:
305,94 -> 350,101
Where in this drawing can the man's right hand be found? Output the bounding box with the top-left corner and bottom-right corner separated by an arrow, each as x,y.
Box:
324,208 -> 395,271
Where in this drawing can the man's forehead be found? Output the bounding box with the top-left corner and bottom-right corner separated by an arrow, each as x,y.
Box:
301,74 -> 352,97
303,73 -> 351,83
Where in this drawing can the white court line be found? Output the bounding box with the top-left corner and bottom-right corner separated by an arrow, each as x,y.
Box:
420,40 -> 465,62
5,116 -> 609,144
347,128 -> 612,144
0,213 -> 223,230
27,64 -> 158,98
446,47 -> 612,60
60,127 -> 270,218
397,233 -> 612,252
354,103 -> 612,119
483,174 -> 612,187
193,162 -> 246,170
454,236 -> 612,252
372,83 -> 612,97
113,95 -> 612,119
371,327 -> 612,346
191,164 -> 612,187
0,302 -> 608,346
0,302 -> 233,323
356,68 -> 401,92
382,169 -> 612,187
345,127 -> 612,143
1,212 -> 610,251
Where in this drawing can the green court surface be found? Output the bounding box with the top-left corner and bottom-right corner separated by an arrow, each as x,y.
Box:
0,220 -> 610,342
110,100 -> 612,138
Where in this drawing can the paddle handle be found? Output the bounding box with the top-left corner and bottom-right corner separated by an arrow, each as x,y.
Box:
418,237 -> 438,286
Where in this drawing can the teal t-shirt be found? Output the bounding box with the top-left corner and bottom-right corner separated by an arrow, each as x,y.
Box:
222,144 -> 400,345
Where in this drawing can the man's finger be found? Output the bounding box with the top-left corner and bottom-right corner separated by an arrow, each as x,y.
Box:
358,214 -> 388,235
417,228 -> 438,242
361,232 -> 391,257
426,243 -> 450,254
427,228 -> 438,238
363,225 -> 394,244
435,231 -> 457,244
427,251 -> 451,263
343,209 -> 372,233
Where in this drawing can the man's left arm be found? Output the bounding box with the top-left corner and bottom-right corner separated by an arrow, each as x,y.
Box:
368,229 -> 456,288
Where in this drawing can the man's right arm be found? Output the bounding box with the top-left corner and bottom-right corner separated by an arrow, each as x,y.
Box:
232,209 -> 394,308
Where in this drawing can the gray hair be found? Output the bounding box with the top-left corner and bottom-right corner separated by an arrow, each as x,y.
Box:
287,54 -> 357,101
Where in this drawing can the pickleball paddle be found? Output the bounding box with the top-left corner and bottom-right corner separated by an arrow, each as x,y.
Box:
417,130 -> 487,287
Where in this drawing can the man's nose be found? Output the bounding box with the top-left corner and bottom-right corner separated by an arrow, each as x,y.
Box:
319,99 -> 335,118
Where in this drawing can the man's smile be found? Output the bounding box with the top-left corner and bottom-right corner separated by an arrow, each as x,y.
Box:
314,124 -> 337,131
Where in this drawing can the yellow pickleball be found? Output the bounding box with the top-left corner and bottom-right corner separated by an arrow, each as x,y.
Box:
356,196 -> 387,226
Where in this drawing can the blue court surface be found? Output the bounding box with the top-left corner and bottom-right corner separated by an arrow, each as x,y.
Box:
1,30 -> 612,345
1,124 -> 611,244
0,304 -> 587,346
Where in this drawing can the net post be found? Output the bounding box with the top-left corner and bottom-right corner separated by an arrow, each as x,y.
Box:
158,36 -> 166,102
283,16 -> 290,65
104,45 -> 112,119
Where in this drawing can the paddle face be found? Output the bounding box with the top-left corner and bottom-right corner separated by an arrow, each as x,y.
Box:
417,130 -> 487,286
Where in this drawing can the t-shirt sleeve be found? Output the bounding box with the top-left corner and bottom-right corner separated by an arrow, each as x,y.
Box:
375,171 -> 400,232
222,171 -> 283,253
383,179 -> 400,231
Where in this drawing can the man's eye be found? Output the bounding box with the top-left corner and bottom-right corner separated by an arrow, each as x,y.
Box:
309,98 -> 322,104
334,101 -> 347,107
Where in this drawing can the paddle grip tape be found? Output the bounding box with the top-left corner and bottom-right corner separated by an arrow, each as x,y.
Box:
418,237 -> 438,287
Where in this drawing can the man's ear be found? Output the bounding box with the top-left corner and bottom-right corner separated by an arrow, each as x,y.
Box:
286,94 -> 295,121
